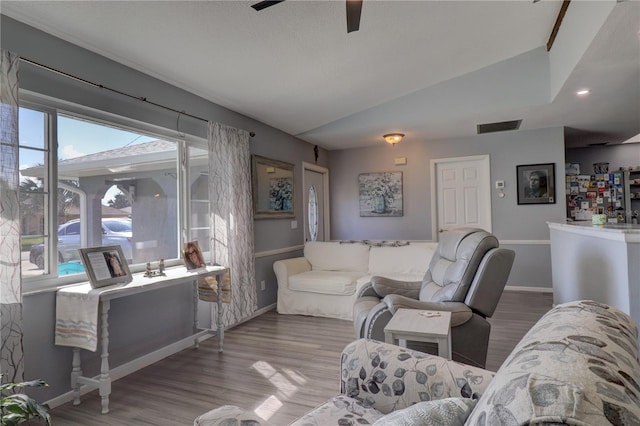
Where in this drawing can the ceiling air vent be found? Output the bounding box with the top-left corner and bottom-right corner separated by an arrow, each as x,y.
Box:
477,120 -> 522,134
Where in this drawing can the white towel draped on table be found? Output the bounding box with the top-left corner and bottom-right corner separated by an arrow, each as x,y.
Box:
55,283 -> 102,352
54,266 -> 229,352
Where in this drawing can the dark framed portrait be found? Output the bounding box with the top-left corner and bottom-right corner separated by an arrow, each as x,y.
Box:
517,163 -> 556,205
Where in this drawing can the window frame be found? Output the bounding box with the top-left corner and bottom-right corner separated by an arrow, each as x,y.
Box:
20,92 -> 207,294
19,100 -> 57,286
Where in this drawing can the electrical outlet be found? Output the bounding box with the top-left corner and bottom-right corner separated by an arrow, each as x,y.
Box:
260,280 -> 266,291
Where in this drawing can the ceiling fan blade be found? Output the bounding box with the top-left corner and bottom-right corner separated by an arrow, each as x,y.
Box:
251,0 -> 285,12
346,0 -> 363,33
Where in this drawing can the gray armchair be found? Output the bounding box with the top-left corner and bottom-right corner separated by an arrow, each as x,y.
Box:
353,228 -> 515,368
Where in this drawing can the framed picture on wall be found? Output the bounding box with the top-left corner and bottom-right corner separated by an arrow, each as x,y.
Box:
79,245 -> 132,288
517,163 -> 556,205
251,155 -> 295,219
358,171 -> 403,217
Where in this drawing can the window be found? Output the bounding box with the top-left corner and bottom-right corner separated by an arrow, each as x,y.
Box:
19,101 -> 194,289
308,185 -> 319,241
19,107 -> 50,275
188,145 -> 210,263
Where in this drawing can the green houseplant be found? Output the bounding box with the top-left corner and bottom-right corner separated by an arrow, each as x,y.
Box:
0,374 -> 51,425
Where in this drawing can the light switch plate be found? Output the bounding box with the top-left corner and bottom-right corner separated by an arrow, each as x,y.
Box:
291,220 -> 298,229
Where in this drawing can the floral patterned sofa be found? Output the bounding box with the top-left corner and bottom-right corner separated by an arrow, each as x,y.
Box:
194,300 -> 640,426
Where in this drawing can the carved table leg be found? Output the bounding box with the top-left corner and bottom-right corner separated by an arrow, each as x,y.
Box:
193,280 -> 200,348
217,274 -> 224,353
99,300 -> 112,414
71,348 -> 82,405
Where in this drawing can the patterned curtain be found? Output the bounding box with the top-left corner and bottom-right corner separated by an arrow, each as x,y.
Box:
0,50 -> 24,382
208,122 -> 256,328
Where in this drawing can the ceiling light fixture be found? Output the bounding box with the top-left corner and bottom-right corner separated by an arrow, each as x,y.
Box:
576,89 -> 590,96
383,133 -> 404,145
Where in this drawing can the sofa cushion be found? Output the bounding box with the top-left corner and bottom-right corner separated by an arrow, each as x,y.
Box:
341,339 -> 495,415
368,243 -> 435,277
290,395 -> 385,426
465,300 -> 640,426
289,270 -> 362,295
372,397 -> 477,426
356,273 -> 427,288
304,241 -> 370,272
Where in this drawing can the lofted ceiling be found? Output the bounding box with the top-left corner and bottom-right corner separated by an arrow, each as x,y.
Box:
2,0 -> 639,150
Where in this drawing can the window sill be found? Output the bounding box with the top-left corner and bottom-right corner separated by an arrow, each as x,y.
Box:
22,258 -> 185,296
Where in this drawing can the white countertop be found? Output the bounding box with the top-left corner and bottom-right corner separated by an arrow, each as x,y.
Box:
548,221 -> 640,242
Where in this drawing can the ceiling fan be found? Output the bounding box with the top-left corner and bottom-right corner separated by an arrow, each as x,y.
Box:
251,0 -> 364,33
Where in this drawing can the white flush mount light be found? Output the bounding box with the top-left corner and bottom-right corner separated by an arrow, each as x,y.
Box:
576,89 -> 590,96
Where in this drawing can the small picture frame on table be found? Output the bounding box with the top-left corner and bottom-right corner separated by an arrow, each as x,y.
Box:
517,163 -> 556,205
79,245 -> 132,288
183,241 -> 206,270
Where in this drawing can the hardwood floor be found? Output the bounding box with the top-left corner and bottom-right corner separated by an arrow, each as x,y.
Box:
48,290 -> 552,425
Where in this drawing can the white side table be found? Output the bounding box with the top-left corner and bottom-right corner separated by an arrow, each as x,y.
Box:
384,309 -> 452,360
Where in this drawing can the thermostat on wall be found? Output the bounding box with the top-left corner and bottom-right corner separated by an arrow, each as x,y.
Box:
495,180 -> 505,189
395,157 -> 407,166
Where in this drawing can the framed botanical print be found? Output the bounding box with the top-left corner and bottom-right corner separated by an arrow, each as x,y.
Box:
251,155 -> 294,218
358,172 -> 403,217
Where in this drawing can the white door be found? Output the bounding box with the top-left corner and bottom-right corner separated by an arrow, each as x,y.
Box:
303,163 -> 330,242
431,155 -> 492,238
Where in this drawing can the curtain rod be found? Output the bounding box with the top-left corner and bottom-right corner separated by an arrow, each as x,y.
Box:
19,56 -> 256,137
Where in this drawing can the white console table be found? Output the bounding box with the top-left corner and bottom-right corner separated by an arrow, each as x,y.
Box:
55,265 -> 229,414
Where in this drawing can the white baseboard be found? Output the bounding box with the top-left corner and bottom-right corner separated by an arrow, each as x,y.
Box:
45,331 -> 210,409
255,246 -> 303,259
505,285 -> 553,293
45,303 -> 278,410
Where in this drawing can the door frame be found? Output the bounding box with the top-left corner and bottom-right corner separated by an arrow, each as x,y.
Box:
302,162 -> 331,242
430,154 -> 492,240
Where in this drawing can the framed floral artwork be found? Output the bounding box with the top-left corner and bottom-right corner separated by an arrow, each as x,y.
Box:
358,172 -> 403,217
251,155 -> 294,218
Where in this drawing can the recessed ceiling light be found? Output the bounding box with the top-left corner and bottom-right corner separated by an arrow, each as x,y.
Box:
576,89 -> 590,96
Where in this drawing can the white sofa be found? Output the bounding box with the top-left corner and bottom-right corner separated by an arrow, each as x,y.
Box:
273,241 -> 437,320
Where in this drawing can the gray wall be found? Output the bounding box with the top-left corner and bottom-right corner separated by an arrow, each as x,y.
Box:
328,127 -> 567,288
566,144 -> 640,175
2,15 -> 326,402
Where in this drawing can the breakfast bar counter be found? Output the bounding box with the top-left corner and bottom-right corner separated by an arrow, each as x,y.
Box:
547,221 -> 640,331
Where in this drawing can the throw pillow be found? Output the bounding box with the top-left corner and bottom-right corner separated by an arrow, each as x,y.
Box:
372,397 -> 477,426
